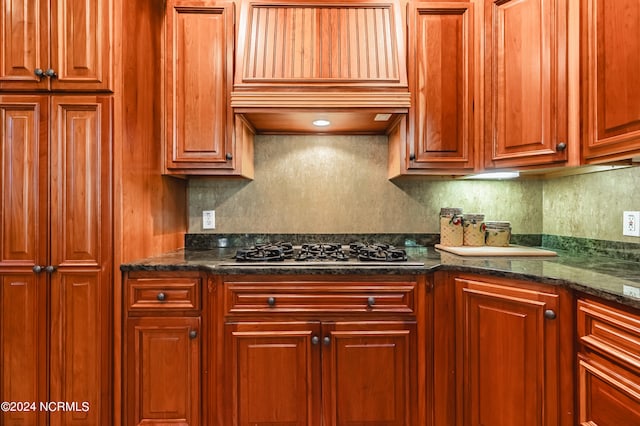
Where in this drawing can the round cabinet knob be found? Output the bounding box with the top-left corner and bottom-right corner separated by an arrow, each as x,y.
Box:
267,297 -> 276,307
44,68 -> 57,78
544,309 -> 557,320
311,336 -> 320,345
225,153 -> 233,161
189,330 -> 198,339
34,68 -> 45,78
367,296 -> 376,308
156,292 -> 166,301
45,265 -> 57,274
409,153 -> 416,161
33,265 -> 44,273
556,142 -> 567,152
323,336 -> 331,346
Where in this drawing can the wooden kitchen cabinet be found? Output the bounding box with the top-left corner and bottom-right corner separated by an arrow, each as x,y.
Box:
577,296 -> 640,425
396,1 -> 477,175
581,0 -> 640,162
0,95 -> 112,425
221,275 -> 426,426
434,273 -> 574,426
483,0 -> 575,169
0,0 -> 112,91
123,271 -> 205,426
164,0 -> 253,177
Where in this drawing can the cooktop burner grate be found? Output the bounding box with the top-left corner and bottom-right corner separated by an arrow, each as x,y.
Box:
233,241 -> 408,263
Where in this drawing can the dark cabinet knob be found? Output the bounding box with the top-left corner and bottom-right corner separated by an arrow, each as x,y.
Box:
311,336 -> 320,345
45,265 -> 57,274
367,296 -> 376,307
44,68 -> 57,78
189,330 -> 198,339
33,265 -> 44,273
267,296 -> 276,306
544,309 -> 556,320
323,336 -> 331,346
225,153 -> 233,161
556,142 -> 567,152
156,292 -> 166,301
409,153 -> 416,161
34,68 -> 45,78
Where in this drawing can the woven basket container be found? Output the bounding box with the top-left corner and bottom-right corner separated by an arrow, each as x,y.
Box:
485,221 -> 511,247
439,208 -> 463,246
463,214 -> 485,246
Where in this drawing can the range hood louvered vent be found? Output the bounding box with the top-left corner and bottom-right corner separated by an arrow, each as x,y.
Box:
232,0 -> 410,134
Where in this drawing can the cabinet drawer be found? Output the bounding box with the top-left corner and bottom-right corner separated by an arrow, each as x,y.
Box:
224,280 -> 416,315
578,298 -> 640,371
127,277 -> 201,312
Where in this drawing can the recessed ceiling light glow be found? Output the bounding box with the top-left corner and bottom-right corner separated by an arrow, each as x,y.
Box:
312,119 -> 331,127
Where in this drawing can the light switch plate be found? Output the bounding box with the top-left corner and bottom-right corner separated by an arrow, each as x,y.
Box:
623,285 -> 640,299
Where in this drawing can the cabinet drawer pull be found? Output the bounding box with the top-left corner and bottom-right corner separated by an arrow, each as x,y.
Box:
267,296 -> 276,306
544,309 -> 557,320
323,336 -> 331,346
311,336 -> 320,345
367,296 -> 376,307
189,330 -> 198,339
156,292 -> 167,301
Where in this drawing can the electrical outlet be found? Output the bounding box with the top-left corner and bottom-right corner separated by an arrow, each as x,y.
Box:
202,210 -> 216,230
623,211 -> 640,237
623,285 -> 640,299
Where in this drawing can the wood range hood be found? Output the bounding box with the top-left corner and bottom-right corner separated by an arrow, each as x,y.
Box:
231,0 -> 410,135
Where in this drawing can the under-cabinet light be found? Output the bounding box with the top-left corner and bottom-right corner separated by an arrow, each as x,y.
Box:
464,171 -> 520,180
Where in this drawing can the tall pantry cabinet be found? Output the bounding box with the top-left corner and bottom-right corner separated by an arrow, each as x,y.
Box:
0,1 -> 113,425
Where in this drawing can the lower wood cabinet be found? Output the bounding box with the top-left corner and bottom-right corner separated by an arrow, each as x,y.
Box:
433,272 -> 574,426
220,275 -> 427,426
123,271 -> 205,426
577,296 -> 640,425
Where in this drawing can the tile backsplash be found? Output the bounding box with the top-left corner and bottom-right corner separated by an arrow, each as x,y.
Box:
189,135 -> 543,234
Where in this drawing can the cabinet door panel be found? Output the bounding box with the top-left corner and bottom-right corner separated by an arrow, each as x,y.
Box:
322,322 -> 416,426
408,2 -> 475,172
226,321 -> 321,426
165,1 -> 234,169
0,97 -> 48,267
485,0 -> 568,167
0,0 -> 49,90
582,0 -> 640,161
0,273 -> 47,426
50,96 -> 111,268
49,270 -> 110,426
455,278 -> 560,426
50,0 -> 112,91
127,317 -> 201,426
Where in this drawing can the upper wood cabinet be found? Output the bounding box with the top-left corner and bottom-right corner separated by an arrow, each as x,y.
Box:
164,0 -> 254,177
483,0 -> 575,169
0,0 -> 112,92
394,2 -> 476,176
581,0 -> 640,163
0,95 -> 112,425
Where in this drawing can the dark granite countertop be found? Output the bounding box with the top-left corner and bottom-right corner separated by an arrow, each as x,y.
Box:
121,246 -> 640,310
